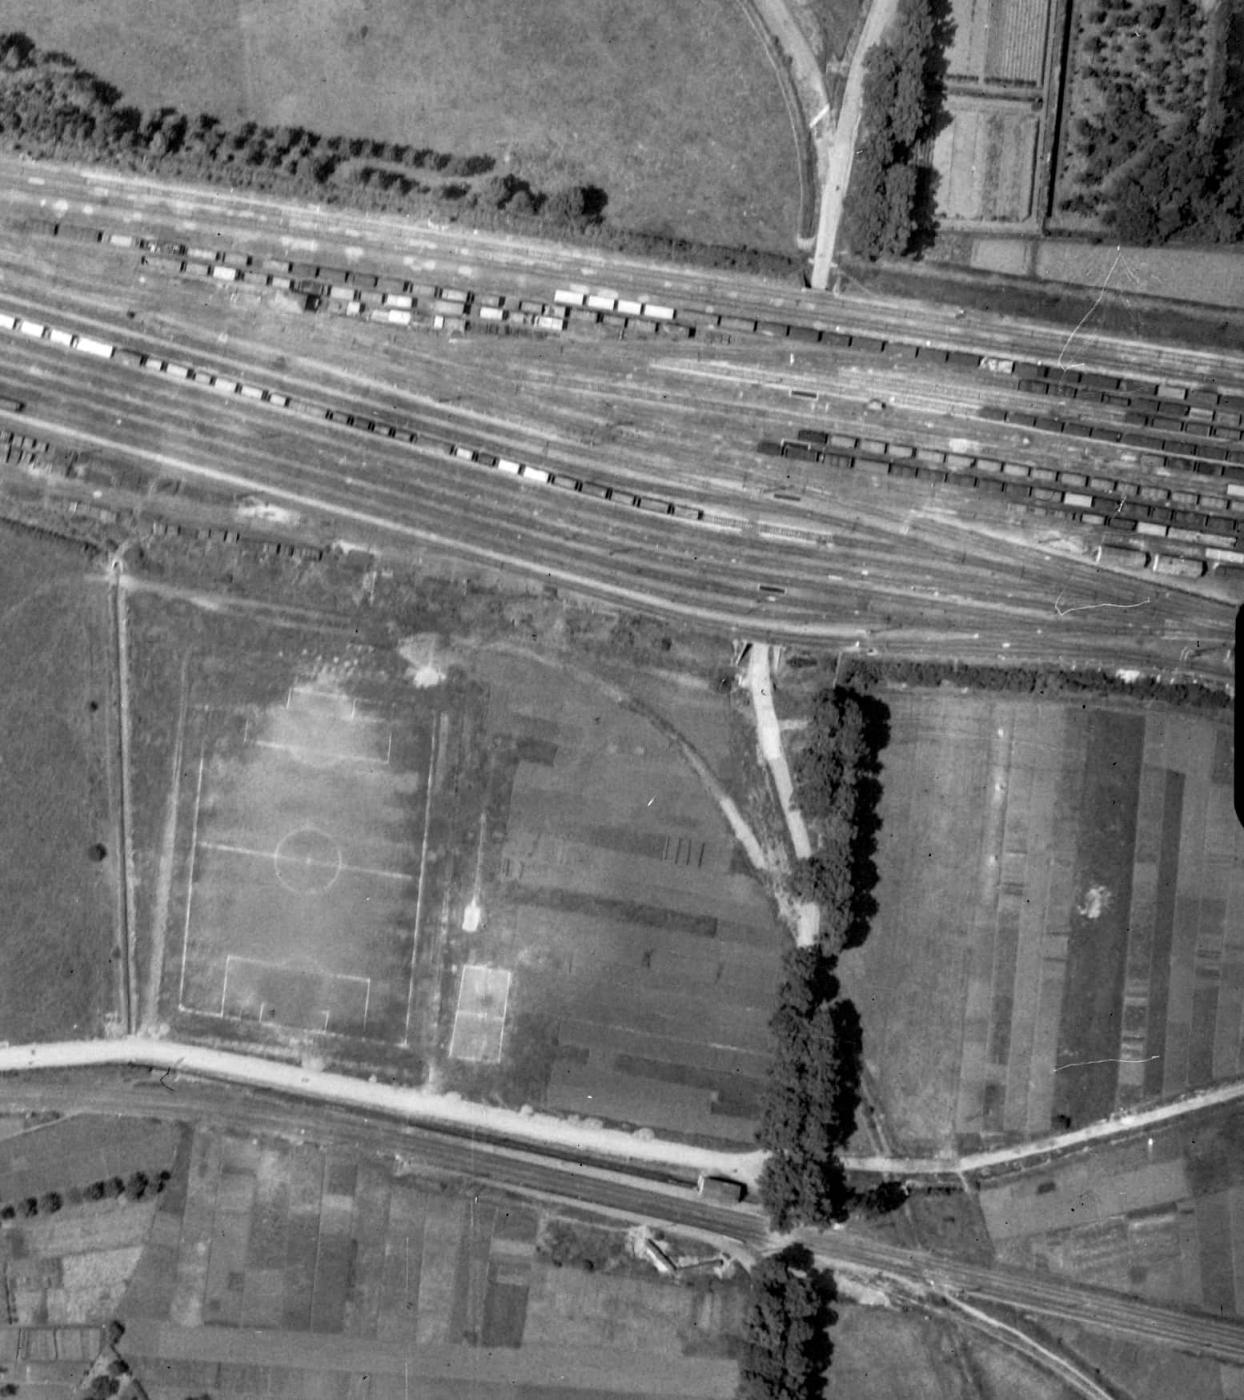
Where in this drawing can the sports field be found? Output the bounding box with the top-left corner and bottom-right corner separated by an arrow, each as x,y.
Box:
0,0 -> 801,252
443,651 -> 784,1146
840,692 -> 1239,1155
171,669 -> 437,1045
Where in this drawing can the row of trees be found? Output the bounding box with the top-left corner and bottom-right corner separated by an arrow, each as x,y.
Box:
735,1246 -> 838,1400
0,33 -> 805,281
792,686 -> 890,956
844,0 -> 951,259
0,1169 -> 169,1221
837,657 -> 1231,709
757,948 -> 861,1230
0,34 -> 590,227
756,687 -> 891,1230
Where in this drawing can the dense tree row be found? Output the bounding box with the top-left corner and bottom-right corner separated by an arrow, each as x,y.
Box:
0,1169 -> 169,1221
757,947 -> 861,1230
843,0 -> 951,259
0,33 -> 803,282
792,686 -> 889,955
735,1245 -> 838,1400
837,656 -> 1231,709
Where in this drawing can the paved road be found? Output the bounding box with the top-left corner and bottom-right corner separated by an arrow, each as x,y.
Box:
846,1075 -> 1244,1179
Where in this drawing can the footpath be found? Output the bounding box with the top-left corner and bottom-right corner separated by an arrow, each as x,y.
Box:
745,644 -> 821,946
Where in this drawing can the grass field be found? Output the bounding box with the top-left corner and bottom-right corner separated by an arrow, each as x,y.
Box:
441,649 -> 783,1147
0,524 -> 116,1042
839,691 -> 1239,1155
831,1306 -> 1069,1399
0,0 -> 801,253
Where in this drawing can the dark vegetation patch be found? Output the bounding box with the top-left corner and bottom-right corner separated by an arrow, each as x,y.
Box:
839,655 -> 1231,710
1056,0 -> 1244,243
735,1244 -> 838,1400
510,886 -> 718,939
842,254 -> 1244,355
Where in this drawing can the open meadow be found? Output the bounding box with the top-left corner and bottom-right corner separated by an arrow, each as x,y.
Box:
0,523 -> 116,1042
839,689 -> 1240,1155
0,0 -> 801,253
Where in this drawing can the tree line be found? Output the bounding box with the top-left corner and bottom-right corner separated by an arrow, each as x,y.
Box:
0,33 -> 803,282
844,0 -> 951,259
837,656 -> 1231,709
755,687 -> 892,1232
0,1168 -> 170,1221
735,1245 -> 837,1400
792,686 -> 890,956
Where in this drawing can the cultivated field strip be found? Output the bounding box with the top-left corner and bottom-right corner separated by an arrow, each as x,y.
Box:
986,0 -> 1049,85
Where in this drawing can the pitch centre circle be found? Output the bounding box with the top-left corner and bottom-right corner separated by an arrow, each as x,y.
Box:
274,826 -> 343,894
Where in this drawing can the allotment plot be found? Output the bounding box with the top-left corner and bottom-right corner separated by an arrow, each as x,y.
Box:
176,677 -> 433,1042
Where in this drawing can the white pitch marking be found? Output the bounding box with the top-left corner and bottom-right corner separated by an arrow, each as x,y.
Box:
251,738 -> 386,764
177,746 -> 207,1013
199,839 -> 414,883
403,720 -> 438,1048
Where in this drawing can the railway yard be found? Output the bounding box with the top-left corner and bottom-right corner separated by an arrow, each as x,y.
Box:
0,141 -> 1242,1400
0,157 -> 1237,688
